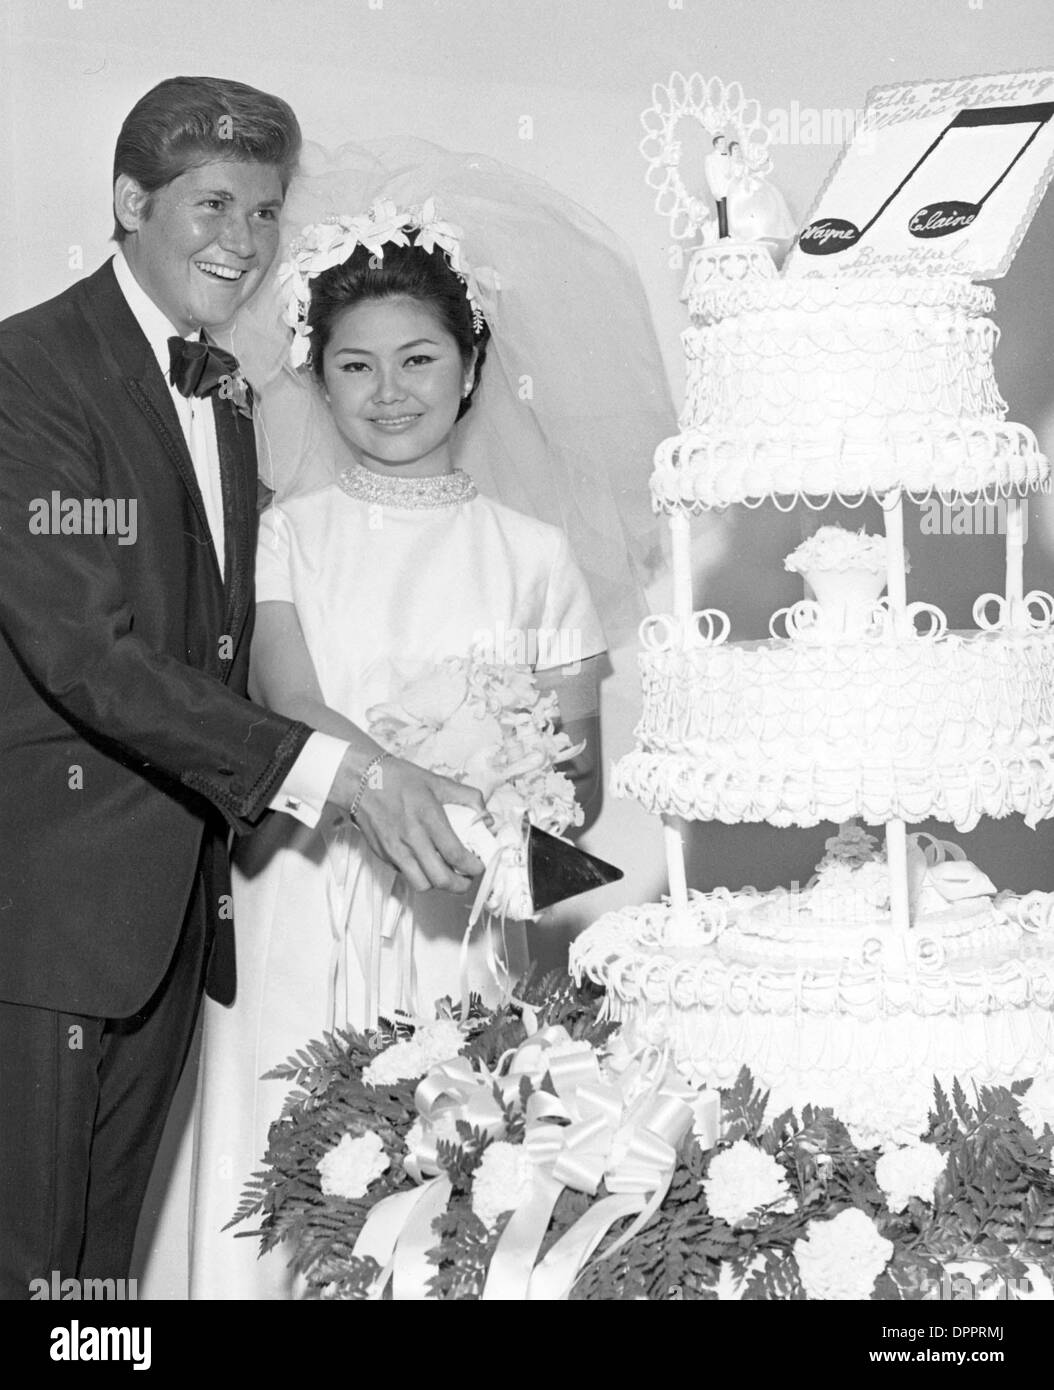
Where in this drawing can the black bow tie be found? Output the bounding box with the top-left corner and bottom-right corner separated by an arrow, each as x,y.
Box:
168,334 -> 242,400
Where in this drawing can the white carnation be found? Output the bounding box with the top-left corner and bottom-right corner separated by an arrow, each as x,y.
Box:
837,1080 -> 931,1152
794,1208 -> 893,1300
317,1130 -> 390,1200
875,1141 -> 946,1213
1018,1075 -> 1054,1141
362,1038 -> 425,1087
413,1019 -> 466,1069
703,1141 -> 792,1226
363,1019 -> 466,1088
471,1141 -> 534,1229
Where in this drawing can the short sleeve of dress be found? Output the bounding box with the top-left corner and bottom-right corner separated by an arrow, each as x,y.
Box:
255,503 -> 295,604
538,531 -> 606,669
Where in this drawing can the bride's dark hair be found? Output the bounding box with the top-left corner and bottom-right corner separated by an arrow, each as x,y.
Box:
306,239 -> 490,419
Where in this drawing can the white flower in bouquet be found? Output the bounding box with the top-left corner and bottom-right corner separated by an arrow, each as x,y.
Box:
317,1130 -> 390,1200
362,1038 -> 428,1087
366,659 -> 470,759
366,652 -> 583,843
875,1141 -> 947,1213
466,660 -> 539,718
703,1140 -> 792,1226
471,1140 -> 536,1229
414,1018 -> 467,1069
793,1207 -> 894,1300
838,1079 -> 931,1152
362,1018 -> 466,1088
1018,1075 -> 1054,1140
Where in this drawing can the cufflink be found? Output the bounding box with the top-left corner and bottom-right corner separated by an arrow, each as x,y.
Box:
284,796 -> 302,812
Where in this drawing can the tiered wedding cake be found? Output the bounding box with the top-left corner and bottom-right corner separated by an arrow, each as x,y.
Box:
572,82 -> 1054,1140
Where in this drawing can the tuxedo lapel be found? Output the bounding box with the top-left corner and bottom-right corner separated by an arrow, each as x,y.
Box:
79,263 -> 221,586
211,395 -> 255,656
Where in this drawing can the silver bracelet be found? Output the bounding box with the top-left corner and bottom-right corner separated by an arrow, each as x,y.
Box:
348,750 -> 392,822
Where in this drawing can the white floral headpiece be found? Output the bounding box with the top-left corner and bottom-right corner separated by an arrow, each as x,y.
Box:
278,197 -> 494,369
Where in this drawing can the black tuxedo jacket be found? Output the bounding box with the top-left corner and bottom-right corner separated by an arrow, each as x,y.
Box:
0,260 -> 312,1018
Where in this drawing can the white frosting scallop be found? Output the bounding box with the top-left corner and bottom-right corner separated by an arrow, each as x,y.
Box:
651,419 -> 1047,511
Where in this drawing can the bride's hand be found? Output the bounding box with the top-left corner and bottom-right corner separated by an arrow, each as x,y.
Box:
348,757 -> 489,893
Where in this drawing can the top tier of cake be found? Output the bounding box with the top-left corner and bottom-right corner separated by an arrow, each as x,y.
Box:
651,244 -> 1049,511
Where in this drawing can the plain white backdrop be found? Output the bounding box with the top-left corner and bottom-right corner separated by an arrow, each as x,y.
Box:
3,0 -> 1054,1294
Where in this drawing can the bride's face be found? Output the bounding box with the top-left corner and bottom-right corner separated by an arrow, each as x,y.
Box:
320,295 -> 473,477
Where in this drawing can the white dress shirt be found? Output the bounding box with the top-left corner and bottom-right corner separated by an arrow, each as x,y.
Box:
111,250 -> 349,828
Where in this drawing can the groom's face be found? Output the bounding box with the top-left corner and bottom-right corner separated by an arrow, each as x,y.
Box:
117,158 -> 283,334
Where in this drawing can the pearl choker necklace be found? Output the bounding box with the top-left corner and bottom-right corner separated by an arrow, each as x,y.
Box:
337,464 -> 477,509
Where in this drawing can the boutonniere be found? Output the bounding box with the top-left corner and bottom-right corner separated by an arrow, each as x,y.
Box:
217,369 -> 254,420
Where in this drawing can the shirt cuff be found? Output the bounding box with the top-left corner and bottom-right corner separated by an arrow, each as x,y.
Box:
268,732 -> 350,828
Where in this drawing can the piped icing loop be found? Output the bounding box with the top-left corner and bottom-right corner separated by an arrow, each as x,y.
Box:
868,598 -> 948,641
769,599 -> 824,642
1008,891 -> 1054,935
973,590 -> 1054,634
639,613 -> 682,653
686,608 -> 731,648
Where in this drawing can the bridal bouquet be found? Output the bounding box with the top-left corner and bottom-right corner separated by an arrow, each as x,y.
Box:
365,652 -> 583,837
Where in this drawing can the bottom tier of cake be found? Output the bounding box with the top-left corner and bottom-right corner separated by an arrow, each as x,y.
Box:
570,883 -> 1054,1147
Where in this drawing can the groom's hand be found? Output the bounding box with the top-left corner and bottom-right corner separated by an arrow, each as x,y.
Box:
333,753 -> 488,892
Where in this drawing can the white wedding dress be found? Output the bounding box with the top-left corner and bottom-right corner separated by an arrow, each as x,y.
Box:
186,466 -> 603,1299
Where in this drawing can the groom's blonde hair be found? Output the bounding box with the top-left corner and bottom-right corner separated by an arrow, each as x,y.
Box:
112,76 -> 301,241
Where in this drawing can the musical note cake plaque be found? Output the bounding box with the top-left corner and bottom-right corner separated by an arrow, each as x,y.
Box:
784,67 -> 1054,280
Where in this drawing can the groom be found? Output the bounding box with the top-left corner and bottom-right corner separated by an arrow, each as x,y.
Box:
0,76 -> 485,1300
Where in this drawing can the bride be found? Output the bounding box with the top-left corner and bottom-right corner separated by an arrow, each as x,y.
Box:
184,143 -> 671,1299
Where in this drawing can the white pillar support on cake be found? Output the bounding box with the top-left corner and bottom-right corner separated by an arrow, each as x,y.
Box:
886,818 -> 911,932
883,488 -> 907,623
663,816 -> 691,919
670,511 -> 693,633
1005,495 -> 1025,620
882,491 -> 912,930
666,511 -> 693,920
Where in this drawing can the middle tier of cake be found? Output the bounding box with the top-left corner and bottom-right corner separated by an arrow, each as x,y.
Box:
618,625 -> 1054,829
